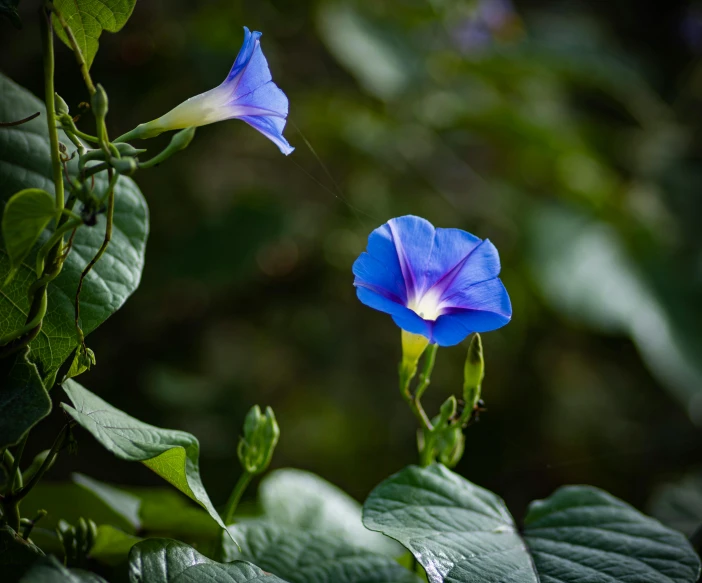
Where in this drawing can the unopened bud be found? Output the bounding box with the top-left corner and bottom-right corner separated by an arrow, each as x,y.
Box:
114,143 -> 147,157
111,157 -> 138,176
436,426 -> 465,468
238,405 -> 280,474
438,395 -> 457,427
463,333 -> 484,411
91,84 -> 109,119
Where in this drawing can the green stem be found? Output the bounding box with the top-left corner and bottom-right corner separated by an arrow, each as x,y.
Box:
414,344 -> 438,402
35,217 -> 82,276
75,171 -> 116,345
221,471 -> 253,526
15,424 -> 71,501
41,5 -> 64,216
8,436 -> 26,492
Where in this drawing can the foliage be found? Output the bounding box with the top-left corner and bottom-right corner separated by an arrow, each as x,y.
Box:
0,1 -> 700,582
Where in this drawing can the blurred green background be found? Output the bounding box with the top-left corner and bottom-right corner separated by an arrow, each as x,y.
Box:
2,0 -> 702,523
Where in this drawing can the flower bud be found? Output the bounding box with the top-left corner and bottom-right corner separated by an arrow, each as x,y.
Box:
55,93 -> 70,116
114,143 -> 147,157
436,426 -> 465,468
437,395 -> 457,427
111,157 -> 138,176
91,84 -> 109,120
237,405 -> 280,474
463,333 -> 484,412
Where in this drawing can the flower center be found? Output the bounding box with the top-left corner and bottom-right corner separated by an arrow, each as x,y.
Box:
408,287 -> 443,321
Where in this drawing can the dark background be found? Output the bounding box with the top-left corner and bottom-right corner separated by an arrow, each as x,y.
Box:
2,0 -> 702,524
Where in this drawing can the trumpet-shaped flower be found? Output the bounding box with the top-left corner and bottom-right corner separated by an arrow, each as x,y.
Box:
353,215 -> 512,346
121,27 -> 293,155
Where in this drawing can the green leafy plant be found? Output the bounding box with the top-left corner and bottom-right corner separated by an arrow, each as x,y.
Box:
0,2 -> 700,582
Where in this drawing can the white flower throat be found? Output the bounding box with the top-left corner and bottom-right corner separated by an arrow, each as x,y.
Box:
408,287 -> 444,321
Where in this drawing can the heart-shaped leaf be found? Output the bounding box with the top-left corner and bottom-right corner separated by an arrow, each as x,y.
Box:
52,0 -> 137,68
223,522 -> 422,583
61,380 -> 226,532
523,485 -> 701,583
128,538 -> 289,583
258,468 -> 402,557
363,464 -> 702,583
0,349 -> 51,448
1,188 -> 55,283
0,72 -> 149,383
363,464 -> 537,583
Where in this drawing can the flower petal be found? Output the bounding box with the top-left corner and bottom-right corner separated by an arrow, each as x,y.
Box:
441,277 -> 512,315
225,27 -> 261,84
355,287 -> 431,338
386,216 -> 436,300
433,238 -> 501,301
432,308 -> 511,346
238,114 -> 294,155
353,224 -> 407,304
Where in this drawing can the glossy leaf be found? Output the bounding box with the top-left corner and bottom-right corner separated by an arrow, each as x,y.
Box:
128,538 -> 289,583
364,464 -> 702,583
523,485 -> 702,583
18,555 -> 107,582
0,525 -> 45,580
1,188 -> 55,282
61,380 -> 226,532
0,349 -> 51,449
259,468 -> 402,556
52,0 -> 137,68
223,522 -> 422,583
363,464 -> 537,583
0,72 -> 149,383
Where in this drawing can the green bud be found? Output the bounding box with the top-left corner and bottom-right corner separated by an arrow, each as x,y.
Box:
169,126 -> 196,151
111,157 -> 138,176
436,426 -> 465,468
438,395 -> 457,427
238,405 -> 280,474
463,333 -> 484,412
64,346 -> 96,382
91,84 -> 109,119
57,517 -> 97,568
114,142 -> 147,157
55,93 -> 70,116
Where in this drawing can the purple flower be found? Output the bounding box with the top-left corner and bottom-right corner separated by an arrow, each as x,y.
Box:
121,27 -> 293,155
353,216 -> 511,346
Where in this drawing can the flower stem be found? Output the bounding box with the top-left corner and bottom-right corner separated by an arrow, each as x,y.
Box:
15,423 -> 71,500
41,5 -> 63,216
221,470 -> 253,526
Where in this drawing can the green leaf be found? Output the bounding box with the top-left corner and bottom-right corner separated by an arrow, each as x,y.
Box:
52,0 -> 137,69
363,465 -> 702,583
523,485 -> 702,583
0,525 -> 45,581
19,555 -> 107,583
89,525 -> 142,566
363,464 -> 537,583
128,538 -> 289,583
61,380 -> 227,532
259,468 -> 402,557
72,473 -> 142,531
0,349 -> 51,448
21,476 -> 140,537
0,72 -> 149,383
223,522 -> 422,583
1,188 -> 55,283
0,0 -> 21,28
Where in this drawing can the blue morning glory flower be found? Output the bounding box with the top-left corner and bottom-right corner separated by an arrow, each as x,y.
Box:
353,215 -> 512,346
119,27 -> 293,155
